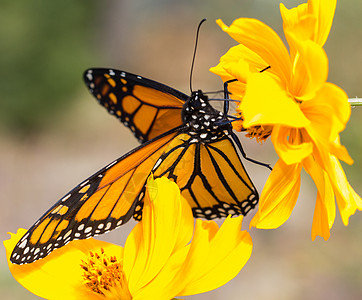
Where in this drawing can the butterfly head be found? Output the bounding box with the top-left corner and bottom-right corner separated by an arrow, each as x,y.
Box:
182,90 -> 228,143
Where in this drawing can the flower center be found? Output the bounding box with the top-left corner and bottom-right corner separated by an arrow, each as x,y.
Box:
245,125 -> 273,143
81,248 -> 132,299
233,112 -> 272,143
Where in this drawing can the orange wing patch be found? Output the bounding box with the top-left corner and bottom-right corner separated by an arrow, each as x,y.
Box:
133,85 -> 184,107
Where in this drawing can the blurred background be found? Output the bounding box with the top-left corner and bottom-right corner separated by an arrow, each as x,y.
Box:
0,0 -> 361,299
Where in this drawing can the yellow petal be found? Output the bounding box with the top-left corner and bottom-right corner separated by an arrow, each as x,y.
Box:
210,65 -> 245,101
312,195 -> 331,240
280,2 -> 314,40
240,72 -> 310,128
124,177 -> 194,295
320,82 -> 350,135
302,82 -> 353,164
303,156 -> 335,240
209,65 -> 245,102
4,228 -> 122,300
250,160 -> 302,229
209,60 -> 235,82
289,39 -> 328,101
280,0 -> 336,47
280,3 -> 316,59
280,3 -> 310,37
222,59 -> 251,85
178,216 -> 252,296
329,137 -> 353,166
324,155 -> 362,226
210,44 -> 267,101
271,125 -> 313,165
132,247 -> 189,300
308,0 -> 337,46
216,18 -> 291,84
220,44 -> 268,75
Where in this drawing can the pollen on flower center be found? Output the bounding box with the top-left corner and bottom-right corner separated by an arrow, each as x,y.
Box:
245,125 -> 272,143
80,248 -> 132,299
233,111 -> 272,143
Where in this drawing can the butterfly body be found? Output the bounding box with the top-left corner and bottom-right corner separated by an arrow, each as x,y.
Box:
11,68 -> 258,265
181,90 -> 228,144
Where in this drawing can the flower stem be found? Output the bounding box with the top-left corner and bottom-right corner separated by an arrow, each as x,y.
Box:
349,98 -> 362,107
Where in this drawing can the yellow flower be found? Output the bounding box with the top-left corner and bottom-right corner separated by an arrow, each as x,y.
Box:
210,0 -> 362,240
4,177 -> 253,299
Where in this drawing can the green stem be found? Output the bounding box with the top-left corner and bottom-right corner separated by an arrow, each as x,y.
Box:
349,98 -> 362,106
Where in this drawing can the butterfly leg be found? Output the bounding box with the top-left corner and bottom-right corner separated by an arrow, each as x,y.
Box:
223,79 -> 238,114
222,65 -> 270,111
223,78 -> 272,170
229,129 -> 272,170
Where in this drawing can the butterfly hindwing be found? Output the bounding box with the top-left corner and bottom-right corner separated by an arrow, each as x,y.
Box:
152,133 -> 258,218
10,130 -> 180,264
84,68 -> 187,142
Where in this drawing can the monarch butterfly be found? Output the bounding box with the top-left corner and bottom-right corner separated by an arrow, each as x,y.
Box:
10,68 -> 261,265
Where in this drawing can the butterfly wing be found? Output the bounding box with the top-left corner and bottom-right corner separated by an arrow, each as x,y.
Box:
84,68 -> 188,142
11,128 -> 257,264
12,72 -> 259,264
10,129 -> 181,264
152,133 -> 259,218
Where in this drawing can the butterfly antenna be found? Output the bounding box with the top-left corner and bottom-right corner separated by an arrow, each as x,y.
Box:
190,18 -> 207,93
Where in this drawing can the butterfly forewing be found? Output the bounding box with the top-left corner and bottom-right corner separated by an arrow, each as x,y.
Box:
84,68 -> 187,142
10,130 -> 179,264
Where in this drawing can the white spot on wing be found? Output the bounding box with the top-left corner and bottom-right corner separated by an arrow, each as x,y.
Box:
105,222 -> 112,230
80,180 -> 89,187
61,194 -> 71,202
19,239 -> 27,249
152,158 -> 162,171
64,230 -> 72,239
86,72 -> 93,81
106,160 -> 117,169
